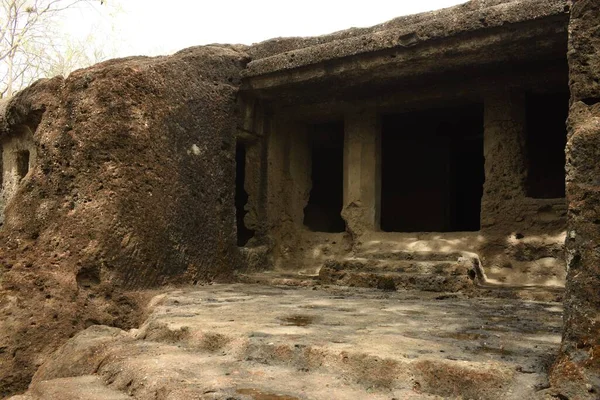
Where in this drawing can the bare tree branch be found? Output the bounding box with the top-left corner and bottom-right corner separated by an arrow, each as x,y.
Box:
0,0 -> 106,98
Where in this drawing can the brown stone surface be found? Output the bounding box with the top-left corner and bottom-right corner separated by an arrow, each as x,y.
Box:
12,284 -> 564,400
550,0 -> 600,397
0,46 -> 249,396
239,0 -> 569,290
245,0 -> 568,76
342,109 -> 380,238
0,0 -> 594,397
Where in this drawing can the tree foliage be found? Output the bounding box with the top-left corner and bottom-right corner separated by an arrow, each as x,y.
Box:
0,0 -> 104,98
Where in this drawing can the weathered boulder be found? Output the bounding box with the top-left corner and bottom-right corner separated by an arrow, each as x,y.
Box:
0,45 -> 249,396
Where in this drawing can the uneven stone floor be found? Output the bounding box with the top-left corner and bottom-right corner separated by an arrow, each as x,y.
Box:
12,284 -> 563,400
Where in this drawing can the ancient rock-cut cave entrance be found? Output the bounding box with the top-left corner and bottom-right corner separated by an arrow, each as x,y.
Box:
16,150 -> 30,180
525,92 -> 568,199
380,104 -> 484,232
303,122 -> 346,233
235,142 -> 255,246
1,127 -> 37,227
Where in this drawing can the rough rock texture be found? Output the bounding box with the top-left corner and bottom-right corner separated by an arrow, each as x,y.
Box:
550,1 -> 600,398
245,0 -> 568,75
479,90 -> 567,284
0,45 -> 249,396
0,0 -> 594,397
0,98 -> 39,226
238,0 -> 570,288
319,253 -> 479,293
10,285 -> 564,400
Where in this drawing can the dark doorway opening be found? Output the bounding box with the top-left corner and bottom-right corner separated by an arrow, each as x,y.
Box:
381,104 -> 484,232
16,150 -> 29,180
235,143 -> 254,246
303,122 -> 346,233
525,92 -> 568,199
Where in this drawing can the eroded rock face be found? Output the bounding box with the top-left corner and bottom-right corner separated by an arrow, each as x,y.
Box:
244,0 -> 568,78
551,0 -> 600,397
11,285 -> 566,400
0,45 -> 249,396
0,1 -> 598,397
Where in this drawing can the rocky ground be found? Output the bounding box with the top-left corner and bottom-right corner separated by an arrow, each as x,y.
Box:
9,283 -> 564,400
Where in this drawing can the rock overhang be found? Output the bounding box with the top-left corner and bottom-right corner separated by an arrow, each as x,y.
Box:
241,0 -> 570,100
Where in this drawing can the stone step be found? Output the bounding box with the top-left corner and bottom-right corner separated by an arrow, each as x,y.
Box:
324,257 -> 472,276
236,255 -> 482,292
358,250 -> 467,262
318,254 -> 481,292
319,267 -> 475,292
235,270 -> 562,301
236,270 -> 319,287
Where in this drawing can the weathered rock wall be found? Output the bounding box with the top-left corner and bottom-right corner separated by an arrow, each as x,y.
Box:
551,0 -> 600,397
240,0 -> 571,283
478,89 -> 567,285
245,0 -> 568,71
0,45 -> 248,396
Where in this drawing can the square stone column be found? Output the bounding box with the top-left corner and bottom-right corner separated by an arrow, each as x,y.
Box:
481,89 -> 528,229
266,118 -> 311,230
342,109 -> 381,236
265,118 -> 312,269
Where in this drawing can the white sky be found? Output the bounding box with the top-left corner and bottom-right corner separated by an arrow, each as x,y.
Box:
64,0 -> 467,58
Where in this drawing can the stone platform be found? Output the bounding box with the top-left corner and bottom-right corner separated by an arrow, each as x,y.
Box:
12,284 -> 563,400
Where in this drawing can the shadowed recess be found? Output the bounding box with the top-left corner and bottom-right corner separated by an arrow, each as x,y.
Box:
381,103 -> 484,232
303,121 -> 345,233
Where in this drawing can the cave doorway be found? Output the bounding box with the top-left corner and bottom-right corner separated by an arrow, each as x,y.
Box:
380,104 -> 485,232
16,150 -> 30,180
303,122 -> 346,233
525,92 -> 568,199
235,142 -> 255,246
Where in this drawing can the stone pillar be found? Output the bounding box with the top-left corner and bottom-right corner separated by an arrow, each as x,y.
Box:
481,90 -> 527,229
342,109 -> 381,237
265,118 -> 311,268
287,123 -> 311,227
551,1 -> 600,397
266,118 -> 310,231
